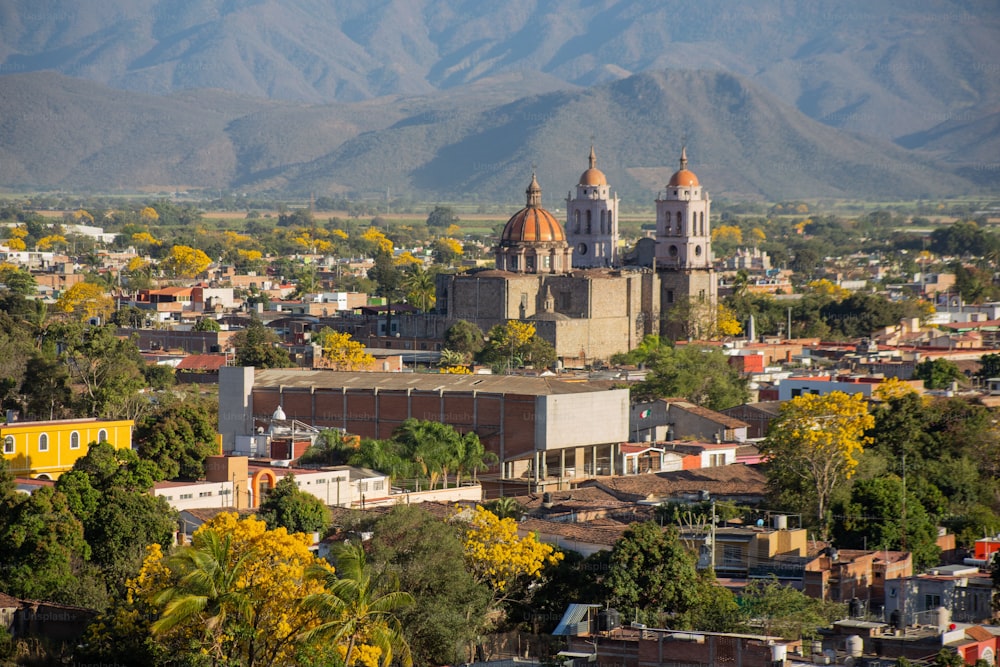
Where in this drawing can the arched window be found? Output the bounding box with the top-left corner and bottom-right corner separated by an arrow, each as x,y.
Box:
586,210 -> 592,234
70,431 -> 80,450
3,436 -> 13,454
38,433 -> 48,452
600,210 -> 606,234
98,429 -> 108,443
675,211 -> 682,235
574,210 -> 580,233
699,212 -> 705,235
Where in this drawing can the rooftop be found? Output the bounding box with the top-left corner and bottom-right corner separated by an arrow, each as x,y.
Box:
252,369 -> 623,396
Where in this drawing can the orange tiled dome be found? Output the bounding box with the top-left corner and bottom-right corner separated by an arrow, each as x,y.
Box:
499,173 -> 567,243
668,146 -> 699,187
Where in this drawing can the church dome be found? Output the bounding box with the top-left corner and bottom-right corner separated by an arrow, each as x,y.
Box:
499,173 -> 566,244
578,145 -> 608,186
668,146 -> 699,187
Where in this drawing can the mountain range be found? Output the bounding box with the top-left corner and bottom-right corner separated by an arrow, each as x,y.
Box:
1,0 -> 998,200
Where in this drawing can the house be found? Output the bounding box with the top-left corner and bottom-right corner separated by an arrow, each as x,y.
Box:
803,548 -> 913,607
1,418 -> 133,480
553,607 -> 800,667
630,398 -> 749,444
721,401 -> 782,440
884,564 -> 994,625
679,515 -> 809,579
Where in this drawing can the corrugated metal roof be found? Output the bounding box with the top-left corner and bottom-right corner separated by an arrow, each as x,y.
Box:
552,603 -> 601,636
253,369 -> 618,396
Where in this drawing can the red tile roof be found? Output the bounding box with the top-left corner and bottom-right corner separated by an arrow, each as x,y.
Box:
176,354 -> 228,371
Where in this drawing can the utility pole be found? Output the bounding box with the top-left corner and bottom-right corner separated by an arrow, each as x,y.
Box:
710,499 -> 717,574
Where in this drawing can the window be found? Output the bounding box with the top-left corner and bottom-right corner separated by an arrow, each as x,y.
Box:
180,493 -> 193,500
199,491 -> 213,498
666,290 -> 674,304
586,210 -> 592,234
98,429 -> 108,443
70,431 -> 80,449
574,211 -> 580,233
925,594 -> 941,609
373,480 -> 384,491
38,433 -> 48,452
3,436 -> 13,454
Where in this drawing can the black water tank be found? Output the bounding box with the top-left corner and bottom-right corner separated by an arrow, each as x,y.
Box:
599,608 -> 621,632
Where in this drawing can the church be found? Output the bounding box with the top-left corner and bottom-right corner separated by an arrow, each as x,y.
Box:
435,147 -> 718,365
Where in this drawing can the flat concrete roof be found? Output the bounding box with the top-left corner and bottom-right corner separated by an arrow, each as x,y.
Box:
252,369 -> 619,396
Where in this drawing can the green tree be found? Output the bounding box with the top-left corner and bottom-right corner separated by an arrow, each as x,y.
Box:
56,442 -> 175,589
257,474 -> 331,535
303,541 -> 414,667
633,344 -> 749,410
193,317 -> 221,332
368,505 -> 489,665
913,358 -> 964,390
54,323 -> 149,419
402,264 -> 436,312
740,576 -> 843,639
232,318 -> 292,369
605,521 -> 700,622
368,252 -> 405,336
831,476 -> 941,569
443,320 -> 485,359
479,320 -> 556,371
135,397 -> 219,480
426,205 -> 459,229
0,478 -> 92,604
0,266 -> 36,296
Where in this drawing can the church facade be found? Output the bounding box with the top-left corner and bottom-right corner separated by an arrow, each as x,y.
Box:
435,148 -> 716,364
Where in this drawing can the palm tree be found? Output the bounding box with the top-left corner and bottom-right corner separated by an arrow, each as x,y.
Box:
151,528 -> 255,663
401,265 -> 435,312
301,542 -> 414,667
456,432 -> 498,486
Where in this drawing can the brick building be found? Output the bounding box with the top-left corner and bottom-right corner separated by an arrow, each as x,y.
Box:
219,367 -> 630,494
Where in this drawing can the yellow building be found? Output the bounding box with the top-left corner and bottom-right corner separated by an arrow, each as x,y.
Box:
1,418 -> 134,480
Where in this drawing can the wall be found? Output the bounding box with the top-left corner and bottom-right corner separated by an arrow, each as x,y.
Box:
1,419 -> 133,480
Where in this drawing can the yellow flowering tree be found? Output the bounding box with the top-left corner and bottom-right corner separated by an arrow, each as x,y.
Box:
316,329 -> 375,370
139,206 -> 159,223
716,303 -> 743,337
161,244 -> 212,278
361,227 -> 394,257
36,234 -> 67,250
131,231 -> 161,248
763,391 -> 874,538
873,377 -> 918,402
462,505 -> 562,605
55,282 -> 114,321
5,237 -> 26,251
134,513 -> 333,666
805,278 -> 850,300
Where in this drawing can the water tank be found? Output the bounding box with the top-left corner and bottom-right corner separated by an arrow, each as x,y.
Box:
542,492 -> 553,508
772,514 -> 788,530
599,609 -> 621,632
845,635 -> 863,658
770,644 -> 787,662
935,606 -> 950,632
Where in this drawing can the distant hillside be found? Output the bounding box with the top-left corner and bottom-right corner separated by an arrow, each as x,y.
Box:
1,0 -> 998,142
268,70 -> 983,202
0,70 -> 988,201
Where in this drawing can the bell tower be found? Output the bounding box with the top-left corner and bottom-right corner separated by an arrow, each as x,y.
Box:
654,148 -> 718,339
566,146 -> 619,268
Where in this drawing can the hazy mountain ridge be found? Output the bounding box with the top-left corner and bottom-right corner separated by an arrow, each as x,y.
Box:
2,0 -> 999,142
0,70 -> 986,201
